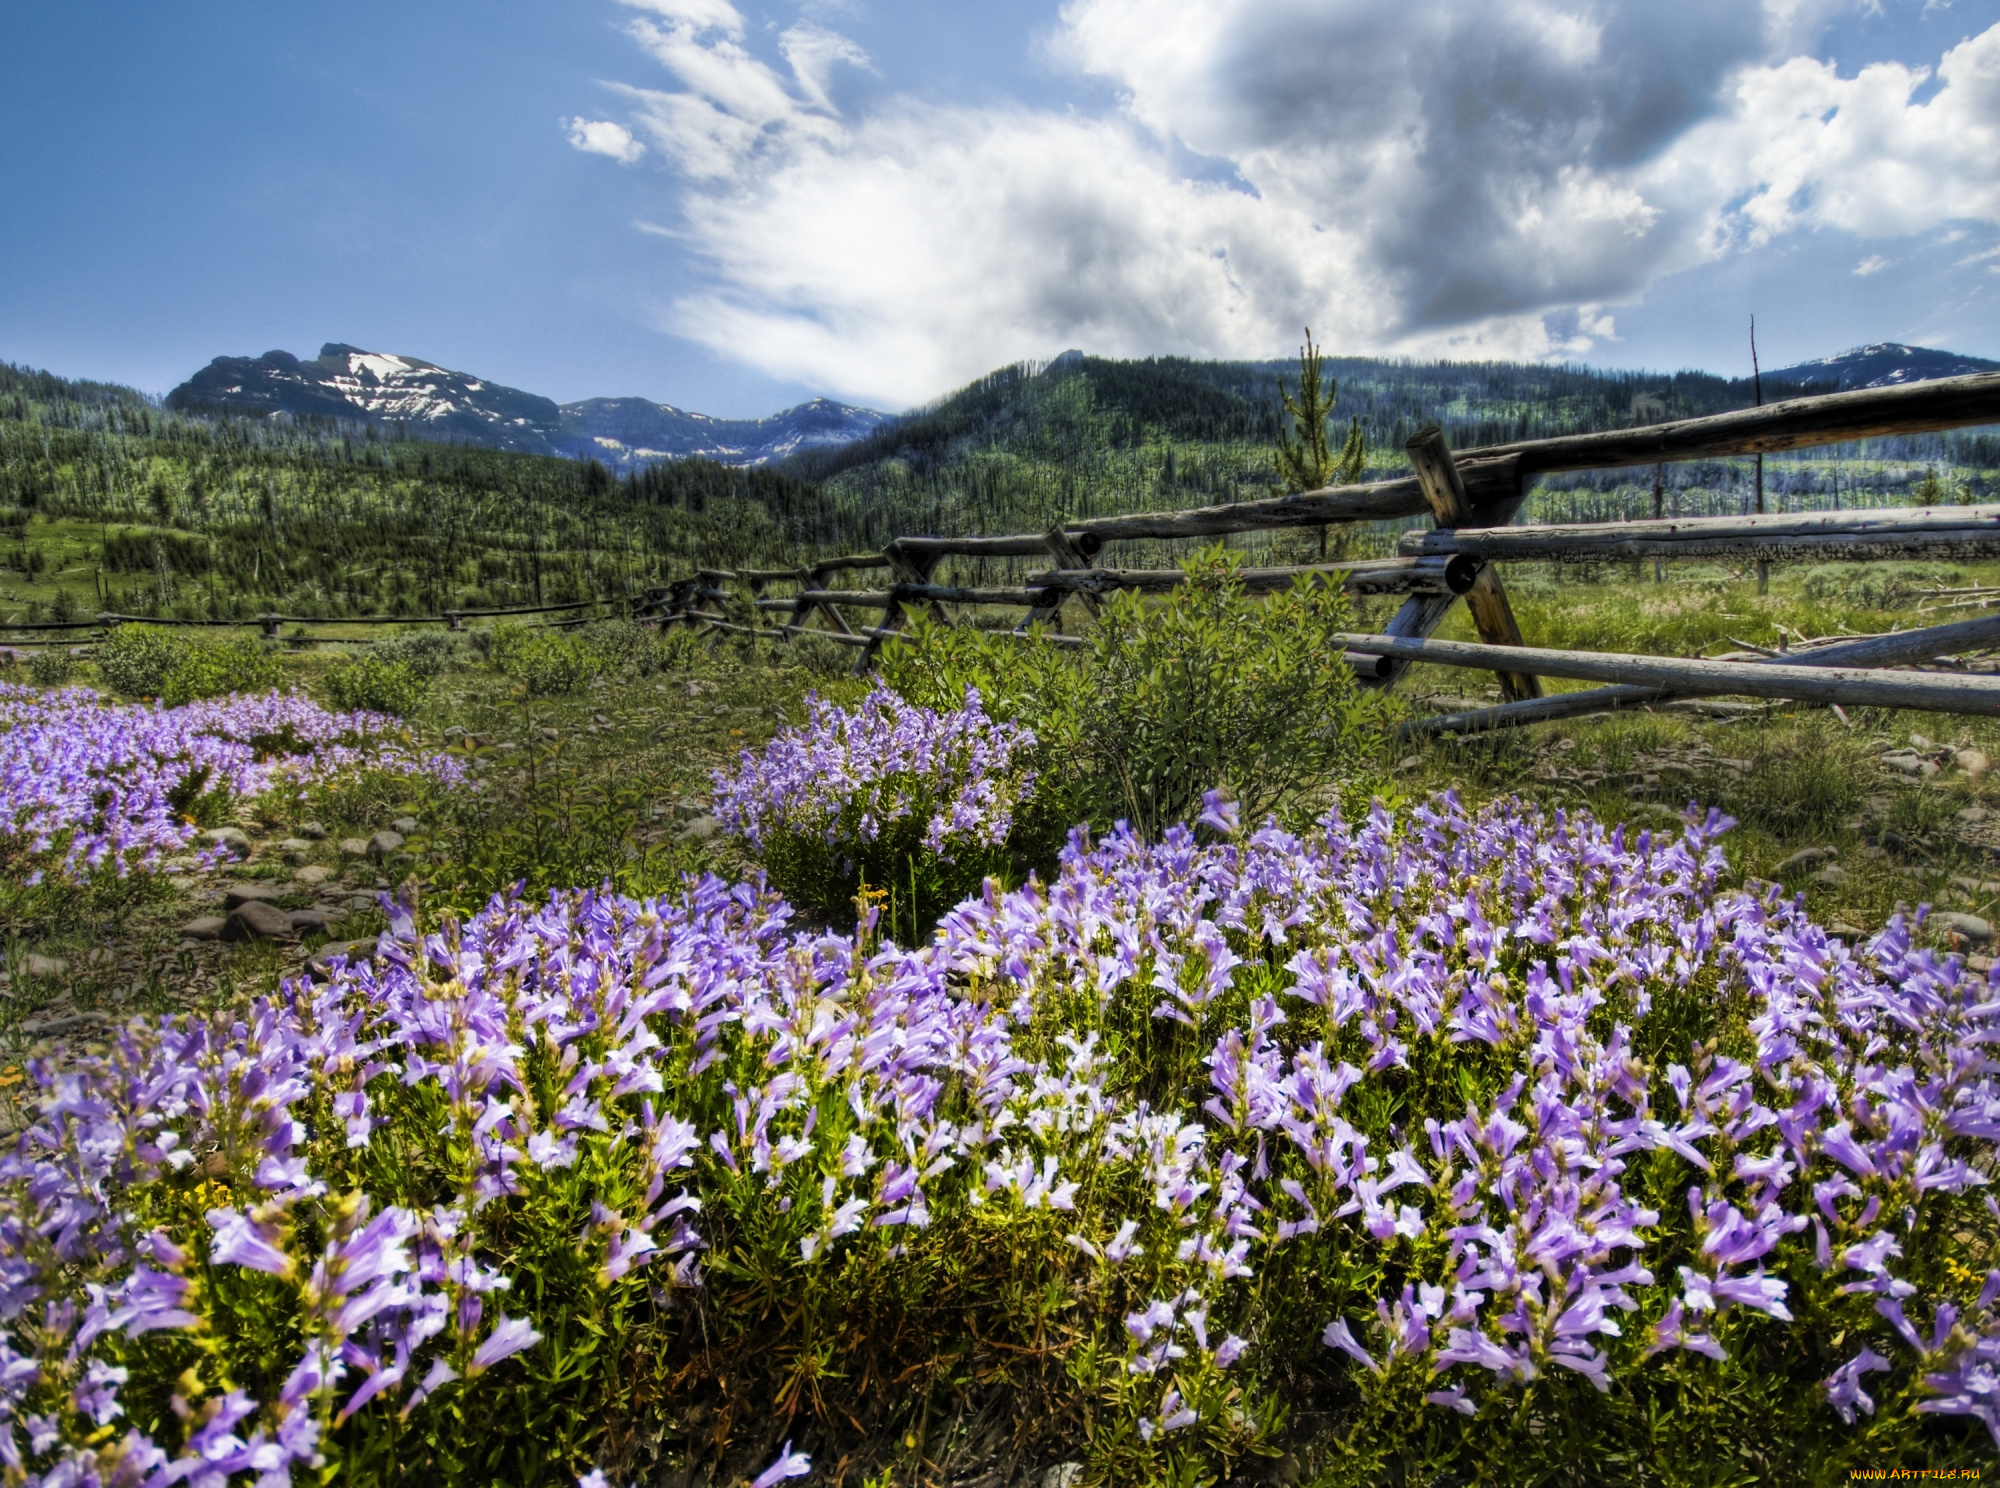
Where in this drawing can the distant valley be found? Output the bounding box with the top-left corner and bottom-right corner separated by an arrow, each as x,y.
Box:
166,343 -> 891,468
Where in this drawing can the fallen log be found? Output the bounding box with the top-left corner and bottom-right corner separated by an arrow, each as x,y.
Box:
1405,612 -> 2000,736
1335,630 -> 2000,717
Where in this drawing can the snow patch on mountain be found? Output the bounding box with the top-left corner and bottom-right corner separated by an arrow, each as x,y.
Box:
1763,343 -> 2000,392
166,343 -> 888,468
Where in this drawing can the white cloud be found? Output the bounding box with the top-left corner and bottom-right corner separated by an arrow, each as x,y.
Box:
577,0 -> 2000,404
1854,254 -> 1893,274
778,23 -> 871,113
564,117 -> 647,164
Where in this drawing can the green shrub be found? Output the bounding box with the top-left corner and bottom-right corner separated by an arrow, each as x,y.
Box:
159,635 -> 284,705
374,629 -> 462,678
25,647 -> 75,687
93,624 -> 190,697
883,545 -> 1391,837
322,652 -> 428,717
492,625 -> 606,697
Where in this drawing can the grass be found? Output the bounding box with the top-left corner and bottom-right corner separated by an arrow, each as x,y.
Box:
8,558 -> 2000,1060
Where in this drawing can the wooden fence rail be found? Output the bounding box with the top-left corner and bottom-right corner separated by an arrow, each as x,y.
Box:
642,371 -> 2000,725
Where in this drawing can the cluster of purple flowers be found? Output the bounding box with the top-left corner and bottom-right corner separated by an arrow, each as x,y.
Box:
711,685 -> 1036,860
0,683 -> 462,883
4,791 -> 1997,1484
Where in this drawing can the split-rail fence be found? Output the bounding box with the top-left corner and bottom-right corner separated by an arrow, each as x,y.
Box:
645,372 -> 2000,733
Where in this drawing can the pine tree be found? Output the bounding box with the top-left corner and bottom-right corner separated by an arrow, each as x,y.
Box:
1275,328 -> 1365,560
1275,328 -> 1364,494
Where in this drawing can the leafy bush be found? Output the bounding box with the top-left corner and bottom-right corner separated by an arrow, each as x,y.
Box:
322,652 -> 428,717
25,647 -> 75,687
489,619 -> 687,696
491,623 -> 608,698
160,635 -> 285,705
884,545 -> 1391,836
11,798 -> 1998,1486
94,624 -> 190,697
374,629 -> 462,678
713,684 -> 1047,930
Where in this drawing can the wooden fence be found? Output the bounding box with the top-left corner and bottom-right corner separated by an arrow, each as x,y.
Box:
643,371 -> 2000,731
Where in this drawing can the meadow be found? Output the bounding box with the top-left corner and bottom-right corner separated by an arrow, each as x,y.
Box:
6,352 -> 2000,1487
4,549 -> 2000,1487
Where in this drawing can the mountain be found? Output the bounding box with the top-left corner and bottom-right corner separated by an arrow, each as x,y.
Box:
561,395 -> 887,466
165,343 -> 889,467
1763,342 -> 2000,392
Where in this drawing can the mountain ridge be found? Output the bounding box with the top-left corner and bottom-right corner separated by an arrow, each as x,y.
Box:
1761,342 -> 2000,392
165,343 -> 891,468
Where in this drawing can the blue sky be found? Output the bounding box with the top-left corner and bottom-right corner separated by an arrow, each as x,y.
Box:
4,0 -> 1998,416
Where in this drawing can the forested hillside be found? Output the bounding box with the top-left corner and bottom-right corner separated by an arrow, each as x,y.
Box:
1,348 -> 1994,626
789,351 -> 2000,558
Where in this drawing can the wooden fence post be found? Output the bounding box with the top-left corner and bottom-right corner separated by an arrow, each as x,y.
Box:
857,540 -> 938,670
1019,528 -> 1102,630
1403,427 -> 1541,702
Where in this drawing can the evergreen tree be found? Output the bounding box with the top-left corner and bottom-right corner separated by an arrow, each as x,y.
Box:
1274,328 -> 1365,494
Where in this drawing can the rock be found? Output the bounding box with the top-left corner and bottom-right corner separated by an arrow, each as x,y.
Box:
1962,805 -> 1991,824
1971,953 -> 1997,975
1830,921 -> 1869,940
308,937 -> 378,975
296,821 -> 328,840
1957,749 -> 1992,779
367,830 -> 405,860
348,894 -> 379,912
279,838 -> 313,856
1939,912 -> 1994,945
677,815 -> 721,843
21,954 -> 69,978
294,865 -> 333,886
204,827 -> 251,853
224,884 -> 287,909
287,909 -> 338,932
389,816 -> 418,835
1042,1467 -> 1083,1488
181,917 -> 227,941
673,796 -> 706,821
221,900 -> 297,941
1813,865 -> 1850,886
1951,875 -> 2000,897
1911,734 -> 1933,751
1777,847 -> 1837,875
1396,755 -> 1421,772
339,837 -> 370,858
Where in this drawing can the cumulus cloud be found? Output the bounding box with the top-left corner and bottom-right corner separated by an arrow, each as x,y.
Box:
564,117 -> 646,164
577,0 -> 2000,404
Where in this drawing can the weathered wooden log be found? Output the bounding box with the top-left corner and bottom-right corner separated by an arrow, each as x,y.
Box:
794,590 -> 898,608
1407,426 -> 1540,702
1490,371 -> 2000,475
894,534 -> 1061,561
1398,503 -> 2000,564
780,625 -> 870,646
1034,556 -> 1471,599
1404,611 -> 2000,735
1335,631 -> 2000,716
1066,461 -> 1523,541
809,553 -> 896,573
